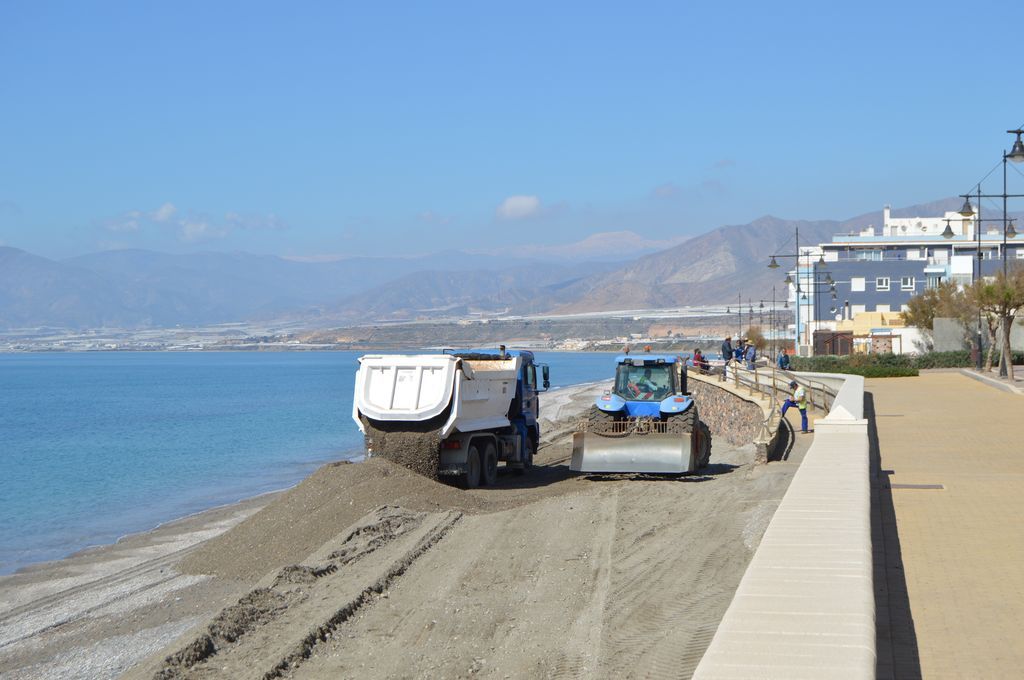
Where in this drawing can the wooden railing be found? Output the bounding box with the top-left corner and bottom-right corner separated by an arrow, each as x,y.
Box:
713,359 -> 838,439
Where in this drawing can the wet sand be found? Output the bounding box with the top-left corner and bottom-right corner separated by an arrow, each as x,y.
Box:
0,381 -> 810,679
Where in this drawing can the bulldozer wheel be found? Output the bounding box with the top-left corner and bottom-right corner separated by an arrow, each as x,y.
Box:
482,442 -> 499,486
664,407 -> 696,434
588,406 -> 615,425
461,445 -> 482,489
698,421 -> 712,468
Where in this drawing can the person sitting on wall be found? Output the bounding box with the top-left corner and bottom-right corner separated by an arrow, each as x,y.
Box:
777,350 -> 791,370
693,349 -> 709,374
780,379 -> 810,434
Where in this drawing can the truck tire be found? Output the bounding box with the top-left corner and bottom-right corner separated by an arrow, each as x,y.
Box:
462,445 -> 482,489
514,436 -> 536,476
482,442 -> 499,486
697,421 -> 712,468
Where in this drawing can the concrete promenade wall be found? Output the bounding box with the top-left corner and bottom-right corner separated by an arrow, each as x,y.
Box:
693,373 -> 874,680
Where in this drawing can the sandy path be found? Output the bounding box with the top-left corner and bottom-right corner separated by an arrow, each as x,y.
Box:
286,441 -> 793,680
1,382 -> 809,679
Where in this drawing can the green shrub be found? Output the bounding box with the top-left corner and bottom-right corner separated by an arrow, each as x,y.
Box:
912,351 -> 971,369
790,353 -> 919,377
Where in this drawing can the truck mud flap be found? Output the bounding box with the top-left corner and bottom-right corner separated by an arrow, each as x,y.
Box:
570,431 -> 696,474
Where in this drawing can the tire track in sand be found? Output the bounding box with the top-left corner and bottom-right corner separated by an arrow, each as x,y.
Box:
549,486 -> 619,679
594,484 -> 752,680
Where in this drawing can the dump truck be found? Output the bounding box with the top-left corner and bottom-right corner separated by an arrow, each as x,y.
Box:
352,347 -> 549,488
570,354 -> 711,474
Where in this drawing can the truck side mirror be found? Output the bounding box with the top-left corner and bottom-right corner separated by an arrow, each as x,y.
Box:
540,364 -> 550,391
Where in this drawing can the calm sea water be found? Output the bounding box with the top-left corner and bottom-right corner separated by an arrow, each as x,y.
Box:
0,350 -> 613,574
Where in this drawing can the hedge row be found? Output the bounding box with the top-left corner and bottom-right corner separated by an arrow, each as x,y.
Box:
790,349 -> 1024,377
789,353 -> 918,377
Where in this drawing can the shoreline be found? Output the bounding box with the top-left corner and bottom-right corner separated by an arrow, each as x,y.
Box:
1,449 -> 362,580
1,379 -> 811,679
1,379 -> 608,582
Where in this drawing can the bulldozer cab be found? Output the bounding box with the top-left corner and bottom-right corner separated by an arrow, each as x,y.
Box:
613,361 -> 677,402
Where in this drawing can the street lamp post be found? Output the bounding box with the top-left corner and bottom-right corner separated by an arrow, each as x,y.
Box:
767,226 -> 803,354
951,129 -> 1024,376
957,189 -> 985,371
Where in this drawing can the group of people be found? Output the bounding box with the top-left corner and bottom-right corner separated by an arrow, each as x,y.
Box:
715,336 -> 806,433
719,336 -> 759,376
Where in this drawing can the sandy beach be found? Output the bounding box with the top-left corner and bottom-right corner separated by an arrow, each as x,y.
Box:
0,382 -> 810,679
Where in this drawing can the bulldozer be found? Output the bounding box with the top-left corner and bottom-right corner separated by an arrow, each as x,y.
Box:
570,354 -> 711,474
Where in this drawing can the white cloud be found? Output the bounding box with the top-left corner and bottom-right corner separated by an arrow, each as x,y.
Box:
151,202 -> 177,222
103,203 -> 175,231
496,195 -> 542,221
178,218 -> 226,242
98,203 -> 285,243
104,210 -> 143,232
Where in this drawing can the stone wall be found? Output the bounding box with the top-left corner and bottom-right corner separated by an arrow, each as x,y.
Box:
688,379 -> 764,449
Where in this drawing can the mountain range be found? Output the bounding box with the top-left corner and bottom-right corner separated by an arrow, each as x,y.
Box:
0,199 -> 971,330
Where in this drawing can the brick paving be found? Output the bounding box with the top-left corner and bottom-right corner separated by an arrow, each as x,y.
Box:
867,373 -> 1024,680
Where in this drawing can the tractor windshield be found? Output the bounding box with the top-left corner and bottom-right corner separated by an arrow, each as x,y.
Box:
613,364 -> 675,401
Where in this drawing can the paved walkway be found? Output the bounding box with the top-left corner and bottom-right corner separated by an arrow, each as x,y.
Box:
867,372 -> 1024,680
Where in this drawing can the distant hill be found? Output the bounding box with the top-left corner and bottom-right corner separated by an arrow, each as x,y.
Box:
323,261 -> 622,322
0,247 -> 621,329
0,247 -> 135,328
0,198 -> 982,330
541,217 -> 840,313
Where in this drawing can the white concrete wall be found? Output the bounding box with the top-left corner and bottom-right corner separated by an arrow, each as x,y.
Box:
693,373 -> 873,680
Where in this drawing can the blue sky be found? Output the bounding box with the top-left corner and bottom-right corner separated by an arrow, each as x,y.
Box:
1,1 -> 1022,260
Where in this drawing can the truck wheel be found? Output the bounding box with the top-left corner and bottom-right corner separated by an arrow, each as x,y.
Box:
482,442 -> 499,486
513,437 -> 536,476
462,445 -> 482,489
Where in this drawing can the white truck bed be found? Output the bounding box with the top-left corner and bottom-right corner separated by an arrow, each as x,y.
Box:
353,354 -> 521,438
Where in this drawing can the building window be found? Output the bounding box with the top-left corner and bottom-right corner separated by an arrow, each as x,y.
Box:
855,250 -> 883,262
1016,249 -> 1024,259
876,276 -> 890,291
900,276 -> 915,291
876,304 -> 891,313
851,277 -> 866,292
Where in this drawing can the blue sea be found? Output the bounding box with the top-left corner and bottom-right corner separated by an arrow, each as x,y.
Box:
0,350 -> 613,575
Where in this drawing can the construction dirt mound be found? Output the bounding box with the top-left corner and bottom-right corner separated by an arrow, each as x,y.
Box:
180,458 -> 492,582
361,421 -> 442,479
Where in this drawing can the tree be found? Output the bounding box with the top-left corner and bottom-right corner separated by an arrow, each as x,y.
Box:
745,325 -> 767,350
902,280 -> 976,352
967,265 -> 1024,381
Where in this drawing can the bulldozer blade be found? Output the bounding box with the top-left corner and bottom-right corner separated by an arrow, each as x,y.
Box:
570,431 -> 696,474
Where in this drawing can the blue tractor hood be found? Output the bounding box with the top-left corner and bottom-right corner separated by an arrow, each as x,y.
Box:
594,392 -> 693,418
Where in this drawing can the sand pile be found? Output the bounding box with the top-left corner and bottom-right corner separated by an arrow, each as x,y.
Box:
362,420 -> 442,479
181,458 -> 494,582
